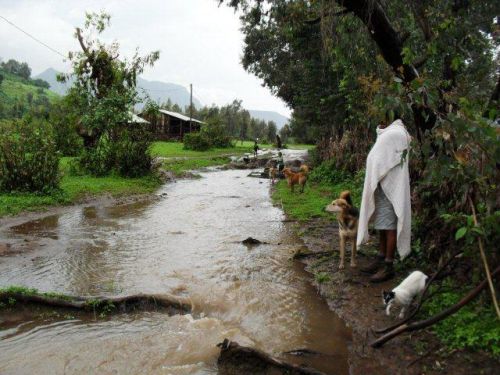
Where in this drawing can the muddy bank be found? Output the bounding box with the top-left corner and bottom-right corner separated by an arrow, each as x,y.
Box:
292,217 -> 498,375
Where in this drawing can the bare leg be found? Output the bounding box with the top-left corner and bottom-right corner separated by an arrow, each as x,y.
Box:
385,230 -> 397,262
379,231 -> 387,257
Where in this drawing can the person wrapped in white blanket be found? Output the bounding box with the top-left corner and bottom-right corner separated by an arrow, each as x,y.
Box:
357,111 -> 411,282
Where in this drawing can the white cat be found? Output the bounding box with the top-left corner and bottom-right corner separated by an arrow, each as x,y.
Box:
383,270 -> 428,319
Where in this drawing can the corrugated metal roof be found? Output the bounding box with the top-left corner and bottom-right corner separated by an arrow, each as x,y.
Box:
158,109 -> 204,124
130,113 -> 150,124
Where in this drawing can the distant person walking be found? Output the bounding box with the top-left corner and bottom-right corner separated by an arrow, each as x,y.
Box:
357,111 -> 412,282
253,140 -> 260,158
277,151 -> 284,175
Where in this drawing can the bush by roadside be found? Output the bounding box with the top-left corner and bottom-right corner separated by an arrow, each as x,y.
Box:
0,118 -> 60,193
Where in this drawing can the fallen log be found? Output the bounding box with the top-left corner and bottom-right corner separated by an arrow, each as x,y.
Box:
370,265 -> 500,348
0,289 -> 191,315
217,339 -> 327,375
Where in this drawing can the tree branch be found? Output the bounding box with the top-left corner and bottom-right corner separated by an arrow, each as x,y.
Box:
336,0 -> 417,82
75,27 -> 89,56
468,194 -> 500,318
370,266 -> 500,348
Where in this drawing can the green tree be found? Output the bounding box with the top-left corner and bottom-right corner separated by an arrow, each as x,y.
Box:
62,12 -> 159,176
266,121 -> 277,143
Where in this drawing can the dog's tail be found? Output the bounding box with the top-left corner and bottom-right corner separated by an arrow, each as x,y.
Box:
339,190 -> 353,205
299,164 -> 310,175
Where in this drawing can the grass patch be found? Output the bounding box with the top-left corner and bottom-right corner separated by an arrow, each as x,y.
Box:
162,156 -> 230,177
0,157 -> 161,217
151,141 -> 253,158
151,141 -> 315,158
272,177 -> 362,222
315,272 -> 331,284
422,287 -> 500,356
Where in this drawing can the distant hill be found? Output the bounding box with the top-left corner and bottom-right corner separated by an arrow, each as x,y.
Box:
248,110 -> 289,129
0,69 -> 59,119
34,67 -> 70,95
34,68 -> 201,110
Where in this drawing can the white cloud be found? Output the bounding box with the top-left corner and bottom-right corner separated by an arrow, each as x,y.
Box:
0,0 -> 290,117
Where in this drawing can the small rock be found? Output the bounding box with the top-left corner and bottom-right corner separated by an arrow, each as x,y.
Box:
242,237 -> 263,245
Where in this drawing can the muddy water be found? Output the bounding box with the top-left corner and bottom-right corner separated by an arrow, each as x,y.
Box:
0,168 -> 350,374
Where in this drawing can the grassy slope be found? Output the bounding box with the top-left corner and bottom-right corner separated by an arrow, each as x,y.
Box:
0,70 -> 58,105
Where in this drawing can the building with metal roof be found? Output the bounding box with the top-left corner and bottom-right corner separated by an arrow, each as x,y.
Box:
140,109 -> 204,140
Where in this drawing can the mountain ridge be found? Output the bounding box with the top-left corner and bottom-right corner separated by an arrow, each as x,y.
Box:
34,68 -> 290,127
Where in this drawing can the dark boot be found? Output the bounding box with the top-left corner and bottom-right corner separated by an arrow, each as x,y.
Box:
360,254 -> 385,274
370,262 -> 395,283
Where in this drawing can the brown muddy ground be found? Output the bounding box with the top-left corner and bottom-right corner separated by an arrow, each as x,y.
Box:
293,217 -> 499,375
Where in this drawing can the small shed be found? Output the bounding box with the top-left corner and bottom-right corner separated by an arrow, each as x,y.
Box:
141,109 -> 204,140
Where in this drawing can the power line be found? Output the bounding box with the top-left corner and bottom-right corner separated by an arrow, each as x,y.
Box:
0,15 -> 67,59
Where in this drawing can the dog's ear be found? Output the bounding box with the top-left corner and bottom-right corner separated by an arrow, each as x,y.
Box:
382,290 -> 394,303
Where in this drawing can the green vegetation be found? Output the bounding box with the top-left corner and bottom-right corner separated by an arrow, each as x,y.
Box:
0,157 -> 160,217
0,66 -> 57,120
162,157 -> 230,177
151,141 -> 253,158
0,118 -> 60,193
63,12 -> 159,177
272,168 -> 363,221
314,272 -> 331,284
422,288 -> 500,356
0,285 -> 72,303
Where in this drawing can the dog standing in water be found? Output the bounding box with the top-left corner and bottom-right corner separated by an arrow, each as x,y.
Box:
383,270 -> 428,318
325,191 -> 359,269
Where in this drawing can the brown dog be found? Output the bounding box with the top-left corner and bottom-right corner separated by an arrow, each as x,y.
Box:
283,166 -> 308,193
268,167 -> 278,184
325,191 -> 359,269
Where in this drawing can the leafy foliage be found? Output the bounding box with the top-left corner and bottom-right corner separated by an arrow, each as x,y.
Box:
62,12 -> 159,177
422,287 -> 500,356
183,132 -> 211,151
227,0 -> 500,352
0,119 -> 60,193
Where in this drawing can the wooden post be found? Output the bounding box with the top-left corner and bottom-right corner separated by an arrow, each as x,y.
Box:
189,83 -> 193,133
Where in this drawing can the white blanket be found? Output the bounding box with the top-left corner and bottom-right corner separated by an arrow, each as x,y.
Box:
356,119 -> 412,258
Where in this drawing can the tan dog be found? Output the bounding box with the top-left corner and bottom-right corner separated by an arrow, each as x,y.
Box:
283,166 -> 308,193
269,167 -> 278,184
325,191 -> 359,269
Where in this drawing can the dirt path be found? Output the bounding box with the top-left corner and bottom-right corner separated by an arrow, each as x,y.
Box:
293,217 -> 498,375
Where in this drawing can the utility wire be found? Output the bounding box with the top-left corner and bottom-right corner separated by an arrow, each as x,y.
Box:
0,15 -> 67,59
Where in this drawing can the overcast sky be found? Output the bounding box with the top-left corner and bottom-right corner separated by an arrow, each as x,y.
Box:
0,0 -> 290,116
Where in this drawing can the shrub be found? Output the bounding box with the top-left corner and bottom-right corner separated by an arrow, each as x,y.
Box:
183,132 -> 211,151
77,124 -> 153,177
0,119 -> 60,193
49,97 -> 83,156
309,159 -> 352,185
113,125 -> 153,177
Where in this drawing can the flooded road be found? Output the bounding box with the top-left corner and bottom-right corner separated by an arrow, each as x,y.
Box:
0,167 -> 350,374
